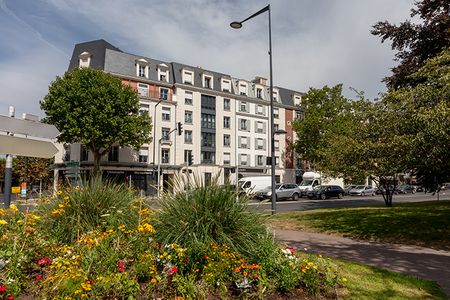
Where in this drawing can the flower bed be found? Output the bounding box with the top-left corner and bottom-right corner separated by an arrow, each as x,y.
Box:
0,182 -> 344,299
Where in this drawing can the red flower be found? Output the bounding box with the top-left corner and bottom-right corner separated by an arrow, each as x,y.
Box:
37,257 -> 51,266
0,285 -> 6,293
119,267 -> 124,273
167,267 -> 178,276
34,275 -> 43,282
6,294 -> 14,300
117,261 -> 124,268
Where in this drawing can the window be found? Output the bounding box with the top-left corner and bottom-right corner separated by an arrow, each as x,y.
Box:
185,111 -> 193,124
256,105 -> 264,115
239,136 -> 249,149
201,151 -> 215,164
223,98 -> 231,111
294,95 -> 301,106
159,73 -> 166,81
255,121 -> 265,133
138,65 -> 146,77
108,146 -> 119,162
162,128 -> 170,141
184,150 -> 192,165
183,71 -> 193,84
255,138 -> 266,150
273,92 -> 278,102
80,144 -> 89,161
222,80 -> 231,92
160,88 -> 169,100
185,91 -> 193,105
162,107 -> 171,121
201,94 -> 215,110
137,83 -> 149,97
184,130 -> 193,144
161,149 -> 170,164
223,134 -> 231,147
223,116 -> 230,129
139,104 -> 149,115
78,52 -> 91,68
239,101 -> 248,112
139,147 -> 148,163
205,172 -> 212,185
256,88 -> 263,99
239,119 -> 249,131
201,132 -> 215,147
239,154 -> 248,165
274,108 -> 279,119
274,123 -> 279,132
239,84 -> 247,95
201,113 -> 215,129
274,140 -> 279,151
223,153 -> 231,165
295,111 -> 303,120
256,155 -> 264,166
204,76 -> 212,88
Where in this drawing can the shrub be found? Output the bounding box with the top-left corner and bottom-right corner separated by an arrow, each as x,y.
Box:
154,174 -> 278,260
36,178 -> 142,243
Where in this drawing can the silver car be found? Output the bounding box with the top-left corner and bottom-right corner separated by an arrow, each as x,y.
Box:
349,185 -> 375,196
256,183 -> 301,201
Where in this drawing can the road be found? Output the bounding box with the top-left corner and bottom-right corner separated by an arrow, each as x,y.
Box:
248,192 -> 448,213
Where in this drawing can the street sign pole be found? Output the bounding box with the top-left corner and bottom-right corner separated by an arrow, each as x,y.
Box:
4,106 -> 15,208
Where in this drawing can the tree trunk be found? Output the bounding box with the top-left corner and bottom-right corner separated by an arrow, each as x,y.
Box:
93,152 -> 102,179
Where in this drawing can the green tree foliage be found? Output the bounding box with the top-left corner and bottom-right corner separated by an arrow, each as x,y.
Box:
382,48 -> 450,191
40,67 -> 152,175
292,85 -> 352,173
371,0 -> 450,89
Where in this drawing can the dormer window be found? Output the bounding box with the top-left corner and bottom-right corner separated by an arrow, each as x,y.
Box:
135,58 -> 149,78
158,63 -> 169,82
239,83 -> 247,96
256,88 -> 263,99
203,75 -> 212,89
273,91 -> 278,102
221,79 -> 231,92
183,70 -> 194,85
294,95 -> 302,106
78,52 -> 91,68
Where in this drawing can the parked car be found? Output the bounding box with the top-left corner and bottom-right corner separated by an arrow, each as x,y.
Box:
375,185 -> 396,195
349,185 -> 375,196
255,183 -> 301,201
307,185 -> 345,200
344,184 -> 357,195
396,184 -> 416,194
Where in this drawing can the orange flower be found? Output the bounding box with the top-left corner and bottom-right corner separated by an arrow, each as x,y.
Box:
234,267 -> 241,273
243,271 -> 248,277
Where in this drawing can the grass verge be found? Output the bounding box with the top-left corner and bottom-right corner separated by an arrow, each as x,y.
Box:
336,258 -> 448,299
268,200 -> 450,250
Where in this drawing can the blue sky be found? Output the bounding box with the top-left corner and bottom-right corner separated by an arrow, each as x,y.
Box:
0,0 -> 414,118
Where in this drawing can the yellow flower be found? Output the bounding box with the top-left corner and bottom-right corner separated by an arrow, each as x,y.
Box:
75,185 -> 80,190
81,282 -> 91,291
342,277 -> 348,283
57,190 -> 63,195
0,209 -> 6,216
0,220 -> 7,225
52,209 -> 64,216
9,204 -> 18,213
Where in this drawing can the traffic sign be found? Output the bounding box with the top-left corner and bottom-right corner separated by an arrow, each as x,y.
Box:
65,161 -> 80,167
0,135 -> 58,158
11,186 -> 20,193
0,115 -> 59,139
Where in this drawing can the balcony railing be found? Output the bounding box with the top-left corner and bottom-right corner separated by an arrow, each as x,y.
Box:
137,89 -> 172,101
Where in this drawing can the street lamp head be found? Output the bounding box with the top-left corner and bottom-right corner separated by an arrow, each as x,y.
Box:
230,21 -> 242,29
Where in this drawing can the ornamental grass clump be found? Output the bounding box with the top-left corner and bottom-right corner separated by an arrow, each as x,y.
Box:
154,174 -> 278,260
37,178 -> 142,243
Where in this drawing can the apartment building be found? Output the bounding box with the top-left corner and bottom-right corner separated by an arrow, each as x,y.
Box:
56,40 -> 303,194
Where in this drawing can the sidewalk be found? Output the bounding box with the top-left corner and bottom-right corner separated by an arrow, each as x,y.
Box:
274,229 -> 450,297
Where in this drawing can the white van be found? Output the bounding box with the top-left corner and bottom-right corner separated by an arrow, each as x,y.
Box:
238,176 -> 271,196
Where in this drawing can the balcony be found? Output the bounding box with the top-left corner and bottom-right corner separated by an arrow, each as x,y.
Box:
137,89 -> 172,101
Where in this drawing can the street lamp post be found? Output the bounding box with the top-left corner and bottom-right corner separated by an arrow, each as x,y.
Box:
231,4 -> 278,214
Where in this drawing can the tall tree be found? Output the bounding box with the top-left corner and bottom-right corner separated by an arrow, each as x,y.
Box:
382,48 -> 450,191
372,0 -> 450,89
40,67 -> 152,176
292,85 -> 351,172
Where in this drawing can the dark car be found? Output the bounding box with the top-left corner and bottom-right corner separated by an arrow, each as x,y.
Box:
396,184 -> 416,194
307,185 -> 345,200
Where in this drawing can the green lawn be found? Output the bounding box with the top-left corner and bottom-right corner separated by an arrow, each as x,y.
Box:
269,200 -> 450,250
336,259 -> 448,299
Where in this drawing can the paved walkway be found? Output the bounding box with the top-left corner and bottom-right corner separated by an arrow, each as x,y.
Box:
274,229 -> 450,297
